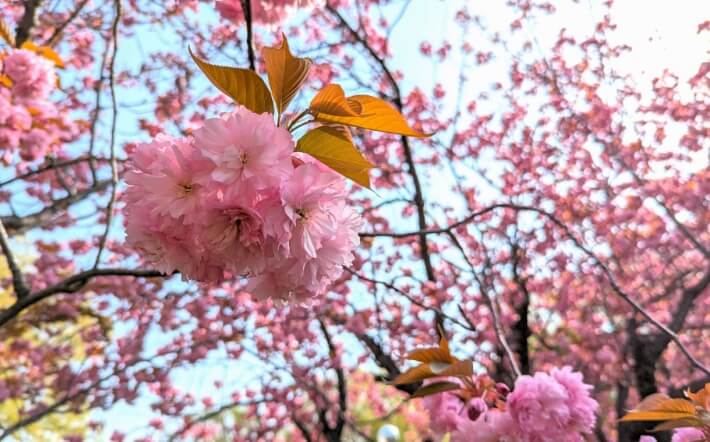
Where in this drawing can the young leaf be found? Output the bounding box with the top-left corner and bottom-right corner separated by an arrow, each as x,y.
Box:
296,126 -> 374,188
189,47 -> 274,115
0,75 -> 11,88
310,84 -> 364,117
21,41 -> 64,68
0,18 -> 14,47
620,394 -> 698,422
410,381 -> 461,399
262,33 -> 312,117
312,94 -> 430,137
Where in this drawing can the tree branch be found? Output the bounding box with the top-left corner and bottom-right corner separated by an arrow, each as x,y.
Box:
362,202 -> 710,376
15,0 -> 42,47
0,219 -> 30,299
240,0 -> 256,71
0,268 -> 169,328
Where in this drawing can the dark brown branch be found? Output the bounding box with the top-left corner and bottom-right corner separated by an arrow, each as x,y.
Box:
0,268 -> 168,328
318,319 -> 347,439
0,219 -> 30,299
15,0 -> 42,47
240,0 -> 256,71
44,0 -> 90,46
362,202 -> 710,376
1,180 -> 111,235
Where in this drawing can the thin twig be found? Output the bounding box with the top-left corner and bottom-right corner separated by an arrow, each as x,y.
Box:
361,202 -> 710,376
240,0 -> 256,71
93,0 -> 121,268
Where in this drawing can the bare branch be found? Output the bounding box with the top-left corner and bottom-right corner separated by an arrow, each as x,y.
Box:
0,268 -> 169,328
0,219 -> 30,299
93,0 -> 122,268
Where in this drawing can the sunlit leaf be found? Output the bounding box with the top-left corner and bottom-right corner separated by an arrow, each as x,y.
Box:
0,18 -> 14,47
437,359 -> 473,378
686,383 -> 710,409
296,125 -> 374,188
405,347 -> 453,364
312,94 -> 430,137
263,33 -> 312,117
21,41 -> 64,68
189,47 -> 273,114
620,395 -> 698,423
392,363 -> 433,386
651,417 -> 704,431
411,381 -> 461,398
310,84 -> 363,117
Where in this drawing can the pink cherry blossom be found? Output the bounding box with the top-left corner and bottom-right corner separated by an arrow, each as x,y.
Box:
3,49 -> 56,100
192,108 -> 293,199
672,428 -> 706,442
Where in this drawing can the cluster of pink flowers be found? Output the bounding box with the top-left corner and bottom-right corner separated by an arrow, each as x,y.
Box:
215,0 -> 323,24
124,106 -> 361,301
0,49 -> 75,163
641,428 -> 708,442
424,367 -> 598,442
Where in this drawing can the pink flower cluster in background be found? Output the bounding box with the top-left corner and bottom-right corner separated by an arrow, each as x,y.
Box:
0,49 -> 75,163
424,367 -> 599,441
124,106 -> 361,301
215,0 -> 323,24
641,428 -> 708,442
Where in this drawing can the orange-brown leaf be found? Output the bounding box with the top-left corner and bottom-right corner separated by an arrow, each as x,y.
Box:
0,74 -> 11,88
262,33 -> 312,116
620,396 -> 697,422
392,364 -> 434,386
21,41 -> 64,68
687,383 -> 710,409
296,126 -> 374,188
313,95 -> 430,138
310,84 -> 363,117
411,381 -> 461,398
438,359 -> 474,378
0,17 -> 14,47
189,47 -> 273,115
405,347 -> 454,364
651,417 -> 704,431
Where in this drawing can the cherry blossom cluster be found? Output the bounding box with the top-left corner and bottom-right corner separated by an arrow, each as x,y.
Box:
641,428 -> 709,442
124,106 -> 361,301
0,49 -> 76,163
424,367 -> 599,442
216,0 -> 324,25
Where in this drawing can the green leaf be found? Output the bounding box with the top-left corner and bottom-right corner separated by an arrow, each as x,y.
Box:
189,47 -> 274,114
296,126 -> 374,188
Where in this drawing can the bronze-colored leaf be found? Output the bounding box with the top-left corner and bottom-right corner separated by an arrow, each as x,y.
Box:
189,47 -> 274,115
620,396 -> 698,422
438,359 -> 474,378
262,33 -> 312,117
0,17 -> 14,47
651,417 -> 704,432
296,126 -> 374,188
312,94 -> 430,137
0,74 -> 12,88
310,84 -> 363,117
21,41 -> 64,68
411,381 -> 461,398
405,347 -> 453,364
392,364 -> 434,386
